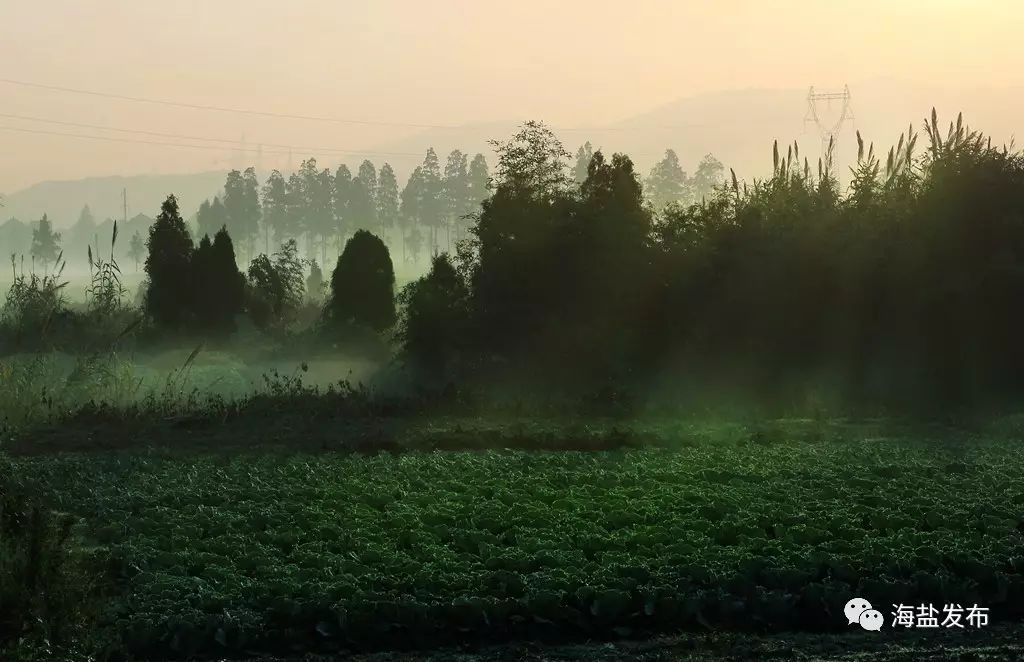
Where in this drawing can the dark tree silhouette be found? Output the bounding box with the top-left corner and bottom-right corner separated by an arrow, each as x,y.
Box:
325,230 -> 396,334
193,226 -> 246,337
467,153 -> 490,212
398,253 -> 470,376
246,239 -> 304,332
144,195 -> 195,330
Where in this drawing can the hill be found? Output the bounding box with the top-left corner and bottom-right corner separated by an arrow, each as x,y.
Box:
1,171 -> 228,229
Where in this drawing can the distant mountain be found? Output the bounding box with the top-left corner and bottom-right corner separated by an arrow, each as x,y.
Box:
0,171 -> 229,230
366,79 -> 1024,185
605,78 -> 1024,181
2,80 -> 1020,235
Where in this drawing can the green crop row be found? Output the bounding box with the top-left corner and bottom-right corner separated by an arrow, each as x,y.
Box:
12,433 -> 1024,658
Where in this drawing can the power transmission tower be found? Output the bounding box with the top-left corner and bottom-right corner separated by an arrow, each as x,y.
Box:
804,85 -> 854,167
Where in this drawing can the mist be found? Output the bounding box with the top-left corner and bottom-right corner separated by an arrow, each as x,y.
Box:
6,3 -> 1024,660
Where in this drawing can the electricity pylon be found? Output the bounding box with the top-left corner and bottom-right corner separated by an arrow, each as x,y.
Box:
804,85 -> 854,167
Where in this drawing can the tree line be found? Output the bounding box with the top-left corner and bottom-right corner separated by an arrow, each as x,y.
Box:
11,112 -> 1017,411
2,145 -> 721,279
143,195 -> 396,341
397,115 -> 1024,409
193,151 -> 491,270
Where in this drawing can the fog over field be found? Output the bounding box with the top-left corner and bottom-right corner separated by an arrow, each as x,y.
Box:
6,3 -> 1024,661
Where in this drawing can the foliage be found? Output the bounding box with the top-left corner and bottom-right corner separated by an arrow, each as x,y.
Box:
0,459 -> 103,660
325,230 -> 396,334
488,120 -> 572,199
305,259 -> 324,303
574,141 -> 594,184
2,254 -> 68,345
127,230 -> 144,272
646,149 -> 690,209
144,195 -> 195,331
29,214 -> 61,273
85,221 -> 126,317
397,253 -> 470,378
376,163 -> 400,235
193,227 -> 246,337
12,427 -> 1024,657
246,239 -> 305,332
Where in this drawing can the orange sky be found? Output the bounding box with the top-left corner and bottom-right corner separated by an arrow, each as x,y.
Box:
2,0 -> 1023,193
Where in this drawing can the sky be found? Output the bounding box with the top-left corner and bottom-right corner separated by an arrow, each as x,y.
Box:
2,0 -> 1023,194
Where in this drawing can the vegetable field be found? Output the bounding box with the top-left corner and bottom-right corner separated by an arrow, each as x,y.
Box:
13,423 -> 1024,659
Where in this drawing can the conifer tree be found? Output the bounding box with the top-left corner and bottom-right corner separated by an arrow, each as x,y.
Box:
376,163 -> 399,242
30,214 -> 62,274
144,195 -> 195,330
574,141 -> 594,184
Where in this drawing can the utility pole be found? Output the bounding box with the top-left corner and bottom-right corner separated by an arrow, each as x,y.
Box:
122,187 -> 128,224
804,84 -> 854,170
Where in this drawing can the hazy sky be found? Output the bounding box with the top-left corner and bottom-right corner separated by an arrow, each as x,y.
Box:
2,0 -> 1023,193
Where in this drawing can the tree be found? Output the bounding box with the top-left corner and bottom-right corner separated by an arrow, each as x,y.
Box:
490,121 -> 571,198
246,239 -> 305,331
30,214 -> 61,274
399,166 -> 425,263
193,227 -> 246,337
333,164 -> 353,247
223,170 -> 256,259
357,160 -> 378,213
467,153 -> 490,213
691,154 -> 725,201
347,177 -> 376,235
647,149 -> 690,209
306,259 -> 324,302
196,196 -> 228,240
260,170 -> 288,253
397,253 -> 470,376
419,148 -> 444,253
69,204 -> 96,263
241,167 -> 262,259
376,163 -> 399,241
574,141 -> 594,184
325,229 -> 396,334
285,171 -> 306,242
128,230 -> 145,272
144,195 -> 195,330
442,150 -> 470,248
308,167 -> 335,266
296,158 -> 330,261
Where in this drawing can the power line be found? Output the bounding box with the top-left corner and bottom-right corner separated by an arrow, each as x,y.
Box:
0,77 -> 712,134
0,125 -> 427,160
0,78 -> 461,130
0,112 -> 425,158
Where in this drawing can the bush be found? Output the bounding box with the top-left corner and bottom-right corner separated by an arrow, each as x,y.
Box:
2,254 -> 69,348
397,253 -> 470,378
246,239 -> 304,333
